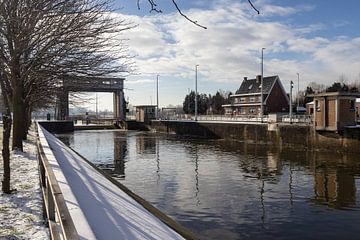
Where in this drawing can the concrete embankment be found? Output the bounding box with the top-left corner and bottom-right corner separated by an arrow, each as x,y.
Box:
150,120 -> 360,153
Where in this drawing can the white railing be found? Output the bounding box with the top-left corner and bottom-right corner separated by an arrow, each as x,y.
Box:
158,114 -> 313,124
281,114 -> 312,124
159,114 -> 270,123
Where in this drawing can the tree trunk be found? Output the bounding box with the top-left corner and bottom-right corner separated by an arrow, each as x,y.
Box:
12,84 -> 25,151
1,71 -> 13,194
22,104 -> 31,140
2,113 -> 12,194
26,105 -> 32,134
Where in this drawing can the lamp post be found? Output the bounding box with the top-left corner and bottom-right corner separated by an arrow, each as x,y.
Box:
95,93 -> 98,119
297,73 -> 300,111
290,80 -> 294,123
195,64 -> 199,121
261,48 -> 265,122
156,74 -> 159,119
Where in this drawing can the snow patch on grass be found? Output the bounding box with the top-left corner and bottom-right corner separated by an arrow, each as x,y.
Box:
0,130 -> 49,240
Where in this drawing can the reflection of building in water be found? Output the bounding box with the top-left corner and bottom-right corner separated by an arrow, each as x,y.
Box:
313,168 -> 356,208
99,137 -> 127,180
240,147 -> 282,182
113,138 -> 127,179
136,135 -> 156,155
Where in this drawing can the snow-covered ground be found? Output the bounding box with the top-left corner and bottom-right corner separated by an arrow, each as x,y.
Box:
0,129 -> 49,240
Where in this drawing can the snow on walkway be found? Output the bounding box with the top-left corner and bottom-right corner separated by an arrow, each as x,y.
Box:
0,130 -> 49,240
38,125 -> 185,240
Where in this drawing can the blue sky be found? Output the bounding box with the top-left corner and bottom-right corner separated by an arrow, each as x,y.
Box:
81,0 -> 360,111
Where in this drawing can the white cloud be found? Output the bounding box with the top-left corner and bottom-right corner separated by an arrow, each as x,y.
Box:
126,79 -> 155,85
113,1 -> 360,106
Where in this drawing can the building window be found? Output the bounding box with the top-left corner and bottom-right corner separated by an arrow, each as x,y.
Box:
240,108 -> 246,114
249,97 -> 256,102
249,108 -> 256,114
350,100 -> 355,111
225,109 -> 232,115
248,84 -> 253,90
240,97 -> 246,103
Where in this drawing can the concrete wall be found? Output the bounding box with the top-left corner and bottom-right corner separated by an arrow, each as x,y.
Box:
38,120 -> 74,133
150,120 -> 360,153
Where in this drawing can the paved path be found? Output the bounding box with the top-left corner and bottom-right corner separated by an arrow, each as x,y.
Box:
38,126 -> 185,240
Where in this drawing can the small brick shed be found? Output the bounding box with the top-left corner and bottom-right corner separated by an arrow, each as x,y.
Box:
309,92 -> 360,131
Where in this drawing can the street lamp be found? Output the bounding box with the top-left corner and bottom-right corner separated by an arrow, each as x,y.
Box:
297,73 -> 300,111
261,48 -> 265,122
195,64 -> 199,121
156,74 -> 159,119
290,80 -> 294,123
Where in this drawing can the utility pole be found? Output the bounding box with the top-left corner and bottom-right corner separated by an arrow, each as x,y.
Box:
261,48 -> 265,122
195,64 -> 199,121
297,73 -> 300,111
156,74 -> 159,119
96,93 -> 98,119
290,81 -> 294,123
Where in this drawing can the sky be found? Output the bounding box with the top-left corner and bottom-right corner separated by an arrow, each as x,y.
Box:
79,0 -> 360,111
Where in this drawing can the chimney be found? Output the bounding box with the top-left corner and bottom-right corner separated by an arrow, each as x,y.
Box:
256,75 -> 261,83
244,77 -> 247,81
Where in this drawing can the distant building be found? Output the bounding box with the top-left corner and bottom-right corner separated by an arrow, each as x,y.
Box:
161,107 -> 177,119
222,75 -> 289,116
135,105 -> 156,122
309,92 -> 360,131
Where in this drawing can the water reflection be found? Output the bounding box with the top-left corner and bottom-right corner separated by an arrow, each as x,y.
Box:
136,135 -> 156,155
313,163 -> 356,209
57,131 -> 360,240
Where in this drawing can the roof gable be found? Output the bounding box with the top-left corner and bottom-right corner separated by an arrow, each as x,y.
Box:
235,76 -> 278,95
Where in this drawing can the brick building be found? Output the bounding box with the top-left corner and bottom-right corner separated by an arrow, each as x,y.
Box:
310,92 -> 360,131
222,75 -> 289,116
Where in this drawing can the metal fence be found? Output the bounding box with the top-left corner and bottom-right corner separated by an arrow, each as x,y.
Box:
159,114 -> 269,122
157,114 -> 312,124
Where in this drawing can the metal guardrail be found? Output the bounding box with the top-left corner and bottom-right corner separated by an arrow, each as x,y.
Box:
157,114 -> 313,124
159,114 -> 270,122
36,125 -> 79,240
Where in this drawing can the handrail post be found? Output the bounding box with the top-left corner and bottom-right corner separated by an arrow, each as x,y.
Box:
47,178 -> 56,222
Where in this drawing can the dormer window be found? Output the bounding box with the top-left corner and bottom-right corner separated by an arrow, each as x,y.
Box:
248,84 -> 253,90
259,85 -> 262,89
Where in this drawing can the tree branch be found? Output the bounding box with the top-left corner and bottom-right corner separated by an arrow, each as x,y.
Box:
248,0 -> 260,14
140,0 -> 260,29
171,0 -> 206,29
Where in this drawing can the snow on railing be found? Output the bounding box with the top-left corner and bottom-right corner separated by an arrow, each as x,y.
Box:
36,124 -> 79,240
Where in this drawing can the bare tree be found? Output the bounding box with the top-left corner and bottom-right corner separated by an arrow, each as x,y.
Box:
0,0 -> 133,193
0,0 -> 133,151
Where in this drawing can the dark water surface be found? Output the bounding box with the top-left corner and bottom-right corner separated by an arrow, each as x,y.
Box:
57,130 -> 360,240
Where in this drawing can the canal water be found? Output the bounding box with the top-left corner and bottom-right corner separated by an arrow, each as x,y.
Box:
57,130 -> 360,240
